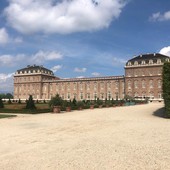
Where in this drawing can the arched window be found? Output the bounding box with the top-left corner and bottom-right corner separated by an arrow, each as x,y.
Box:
157,59 -> 161,64
141,60 -> 145,65
134,80 -> 138,89
128,80 -> 131,90
149,80 -> 153,88
142,80 -> 146,88
158,80 -> 161,88
149,60 -> 153,64
134,61 -> 138,65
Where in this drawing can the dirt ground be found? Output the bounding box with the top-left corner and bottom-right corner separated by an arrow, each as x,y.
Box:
0,103 -> 169,170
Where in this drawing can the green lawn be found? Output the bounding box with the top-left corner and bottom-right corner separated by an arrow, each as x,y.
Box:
0,114 -> 17,119
0,103 -> 51,114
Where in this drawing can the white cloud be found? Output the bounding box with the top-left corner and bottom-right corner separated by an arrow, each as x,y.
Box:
0,51 -> 63,67
51,65 -> 62,73
13,37 -> 23,43
76,76 -> 85,78
91,72 -> 101,77
150,11 -> 170,21
0,28 -> 9,45
74,67 -> 87,73
112,57 -> 126,66
4,0 -> 126,34
0,73 -> 14,83
159,46 -> 170,56
31,51 -> 63,64
0,73 -> 14,92
0,27 -> 24,45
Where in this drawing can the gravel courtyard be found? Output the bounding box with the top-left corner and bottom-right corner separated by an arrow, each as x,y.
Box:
0,103 -> 169,170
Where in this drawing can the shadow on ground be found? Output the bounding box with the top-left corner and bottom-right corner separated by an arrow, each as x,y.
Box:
153,107 -> 166,118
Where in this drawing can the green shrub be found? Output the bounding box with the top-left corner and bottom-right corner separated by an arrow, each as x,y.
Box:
18,98 -> 21,104
26,95 -> 36,110
77,101 -> 84,109
0,97 -> 4,108
49,94 -> 63,107
163,62 -> 170,118
8,98 -> 12,104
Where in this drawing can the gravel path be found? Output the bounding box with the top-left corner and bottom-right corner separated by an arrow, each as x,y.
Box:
0,103 -> 169,170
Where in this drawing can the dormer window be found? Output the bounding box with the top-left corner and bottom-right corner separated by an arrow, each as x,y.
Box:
141,60 -> 145,65
149,60 -> 153,64
157,59 -> 161,64
127,62 -> 132,66
166,58 -> 170,62
134,61 -> 138,65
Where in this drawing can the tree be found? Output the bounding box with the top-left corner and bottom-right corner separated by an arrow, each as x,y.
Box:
162,62 -> 170,118
26,95 -> 36,110
0,97 -> 4,108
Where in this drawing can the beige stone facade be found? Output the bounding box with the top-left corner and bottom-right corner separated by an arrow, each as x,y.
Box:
14,53 -> 170,101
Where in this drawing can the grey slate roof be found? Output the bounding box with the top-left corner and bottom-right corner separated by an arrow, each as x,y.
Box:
126,53 -> 170,65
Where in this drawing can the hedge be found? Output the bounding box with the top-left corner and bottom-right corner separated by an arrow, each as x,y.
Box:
162,62 -> 170,118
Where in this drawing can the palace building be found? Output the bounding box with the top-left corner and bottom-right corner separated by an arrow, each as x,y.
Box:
14,53 -> 170,101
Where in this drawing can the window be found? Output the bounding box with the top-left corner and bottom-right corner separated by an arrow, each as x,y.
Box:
67,93 -> 70,100
158,80 -> 161,88
128,81 -> 131,90
141,60 -> 145,65
166,58 -> 169,62
94,92 -> 97,100
73,93 -> 77,99
87,93 -> 90,100
149,92 -> 154,99
108,91 -> 111,100
100,93 -> 104,100
107,81 -> 111,89
67,83 -> 70,90
80,92 -> 83,100
142,80 -> 146,89
141,71 -> 145,76
115,81 -> 118,89
149,80 -> 153,88
149,60 -> 153,64
87,82 -> 90,90
142,92 -> 146,98
100,82 -> 104,90
94,82 -> 97,90
158,92 -> 162,99
80,82 -> 83,91
73,83 -> 76,90
134,92 -> 138,97
134,80 -> 138,89
127,62 -> 131,66
134,61 -> 138,65
61,83 -> 64,91
157,59 -> 161,64
158,69 -> 162,75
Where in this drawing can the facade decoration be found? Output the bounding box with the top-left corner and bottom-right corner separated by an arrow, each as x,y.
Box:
14,53 -> 170,101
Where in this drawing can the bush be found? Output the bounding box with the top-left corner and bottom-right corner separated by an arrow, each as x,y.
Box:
8,98 -> 12,104
0,97 -> 4,108
18,98 -> 21,104
96,98 -> 103,106
163,62 -> 170,118
26,95 -> 36,110
77,101 -> 84,109
49,94 -> 63,107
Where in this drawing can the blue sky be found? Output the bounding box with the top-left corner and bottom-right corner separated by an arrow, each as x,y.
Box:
0,0 -> 170,92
